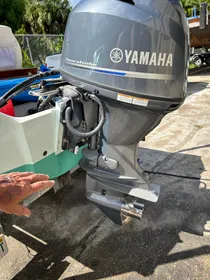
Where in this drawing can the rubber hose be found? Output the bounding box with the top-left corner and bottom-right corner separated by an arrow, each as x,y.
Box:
3,70 -> 60,101
65,95 -> 105,138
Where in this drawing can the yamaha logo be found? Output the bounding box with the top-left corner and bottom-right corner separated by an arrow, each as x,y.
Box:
110,48 -> 124,63
110,48 -> 173,67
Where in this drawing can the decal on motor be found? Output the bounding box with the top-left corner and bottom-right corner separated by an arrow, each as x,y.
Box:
110,48 -> 173,67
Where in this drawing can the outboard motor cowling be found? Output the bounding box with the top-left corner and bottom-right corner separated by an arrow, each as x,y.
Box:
60,0 -> 189,225
60,0 -> 189,102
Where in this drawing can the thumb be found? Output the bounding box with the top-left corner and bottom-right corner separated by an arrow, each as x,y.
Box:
13,204 -> 32,217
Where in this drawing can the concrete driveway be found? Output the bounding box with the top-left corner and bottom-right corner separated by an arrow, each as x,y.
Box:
1,73 -> 210,280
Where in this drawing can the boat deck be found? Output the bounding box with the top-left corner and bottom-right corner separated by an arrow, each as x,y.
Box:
187,14 -> 210,48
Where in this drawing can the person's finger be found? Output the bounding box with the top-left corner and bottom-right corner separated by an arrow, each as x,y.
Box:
7,172 -> 34,178
0,175 -> 14,184
22,174 -> 50,184
5,172 -> 22,176
5,173 -> 35,185
29,180 -> 55,194
7,204 -> 31,217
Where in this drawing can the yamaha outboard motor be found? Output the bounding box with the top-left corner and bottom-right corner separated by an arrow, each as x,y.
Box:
60,0 -> 189,225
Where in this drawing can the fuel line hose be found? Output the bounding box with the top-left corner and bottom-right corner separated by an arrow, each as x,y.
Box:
65,93 -> 105,138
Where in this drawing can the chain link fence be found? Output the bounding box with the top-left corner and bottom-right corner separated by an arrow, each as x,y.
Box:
15,34 -> 64,68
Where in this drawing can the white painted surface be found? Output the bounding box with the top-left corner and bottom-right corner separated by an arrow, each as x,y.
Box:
45,54 -> 61,70
0,107 -> 63,173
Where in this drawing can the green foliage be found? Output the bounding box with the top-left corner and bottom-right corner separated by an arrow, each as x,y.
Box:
16,25 -> 27,35
0,0 -> 71,35
24,0 -> 71,34
16,35 -> 64,67
181,0 -> 210,17
21,49 -> 35,68
189,63 -> 197,69
0,0 -> 26,32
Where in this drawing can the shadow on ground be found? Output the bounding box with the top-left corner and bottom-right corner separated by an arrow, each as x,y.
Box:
187,81 -> 209,96
7,147 -> 210,280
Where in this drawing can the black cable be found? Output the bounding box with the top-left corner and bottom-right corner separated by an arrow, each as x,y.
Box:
143,170 -> 210,181
65,94 -> 105,138
0,70 -> 60,108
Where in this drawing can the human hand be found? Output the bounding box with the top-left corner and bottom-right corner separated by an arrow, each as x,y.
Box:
0,172 -> 55,217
